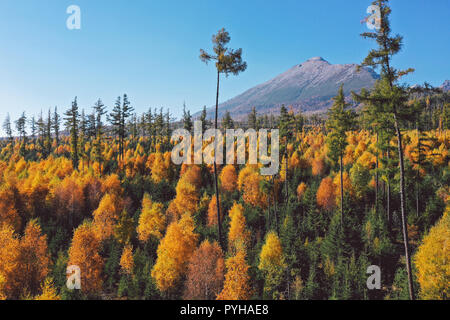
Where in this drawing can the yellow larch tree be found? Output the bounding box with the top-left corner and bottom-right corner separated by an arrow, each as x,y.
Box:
228,202 -> 250,253
120,244 -> 134,275
258,231 -> 287,296
137,193 -> 166,242
414,205 -> 450,300
217,250 -> 252,300
68,221 -> 104,295
151,213 -> 198,293
219,164 -> 237,193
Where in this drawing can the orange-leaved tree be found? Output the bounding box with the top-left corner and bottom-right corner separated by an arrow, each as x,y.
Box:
183,240 -> 225,300
151,213 -> 198,294
137,193 -> 166,242
68,221 -> 104,295
217,249 -> 252,300
316,177 -> 336,211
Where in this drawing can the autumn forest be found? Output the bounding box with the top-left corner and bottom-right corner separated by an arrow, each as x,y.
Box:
0,0 -> 449,301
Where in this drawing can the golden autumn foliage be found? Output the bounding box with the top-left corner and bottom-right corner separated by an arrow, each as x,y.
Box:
151,213 -> 198,293
259,231 -> 286,295
137,194 -> 166,242
297,182 -> 307,201
68,222 -> 104,295
228,202 -> 250,253
217,250 -> 252,300
238,166 -> 267,209
167,166 -> 201,221
151,152 -> 170,183
183,240 -> 225,300
332,171 -> 353,205
0,224 -> 20,299
102,174 -> 122,195
93,193 -> 122,241
317,177 -> 336,211
34,278 -> 60,300
0,220 -> 51,299
0,184 -> 21,231
219,164 -> 238,193
259,232 -> 286,272
51,175 -> 84,224
414,206 -> 450,300
17,220 -> 51,296
181,165 -> 202,189
120,244 -> 134,275
311,156 -> 326,176
207,195 -> 222,227
237,165 -> 257,191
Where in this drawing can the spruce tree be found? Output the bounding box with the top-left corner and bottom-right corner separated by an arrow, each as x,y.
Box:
53,107 -> 61,147
93,99 -> 107,171
248,106 -> 258,130
182,102 -> 193,132
326,85 -> 356,224
3,113 -> 13,145
15,112 -> 27,156
222,111 -> 234,130
64,97 -> 80,170
279,105 -> 295,201
199,106 -> 211,133
353,0 -> 416,299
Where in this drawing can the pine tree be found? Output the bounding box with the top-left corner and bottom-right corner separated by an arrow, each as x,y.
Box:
15,112 -> 27,156
29,116 -> 37,143
353,0 -> 416,300
248,106 -> 258,129
121,94 -> 134,157
64,97 -> 80,170
200,28 -> 247,248
53,107 -> 61,147
222,111 -> 234,130
279,105 -> 295,201
110,96 -> 122,155
93,99 -> 107,172
2,113 -> 13,145
199,106 -> 211,133
44,109 -> 52,157
182,102 -> 193,132
37,111 -> 45,153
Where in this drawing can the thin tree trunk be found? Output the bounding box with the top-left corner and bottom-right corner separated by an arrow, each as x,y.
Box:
340,153 -> 344,226
375,132 -> 379,212
272,176 -> 279,235
285,150 -> 289,202
416,123 -> 420,217
386,151 -> 391,228
214,70 -> 223,248
393,114 -> 415,300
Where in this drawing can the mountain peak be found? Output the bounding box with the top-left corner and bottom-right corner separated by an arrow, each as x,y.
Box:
305,56 -> 328,63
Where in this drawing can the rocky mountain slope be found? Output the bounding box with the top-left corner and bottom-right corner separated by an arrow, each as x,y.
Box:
198,57 -> 379,120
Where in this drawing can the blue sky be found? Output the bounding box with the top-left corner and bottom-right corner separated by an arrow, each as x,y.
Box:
0,0 -> 449,134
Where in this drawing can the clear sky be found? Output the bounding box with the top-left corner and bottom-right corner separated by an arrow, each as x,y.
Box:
1,0 -> 449,135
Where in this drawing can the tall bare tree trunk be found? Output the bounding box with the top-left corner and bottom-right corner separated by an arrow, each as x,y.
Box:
393,113 -> 415,300
375,132 -> 379,212
285,151 -> 289,202
386,151 -> 391,229
214,70 -> 223,248
340,153 -> 344,226
416,123 -> 420,217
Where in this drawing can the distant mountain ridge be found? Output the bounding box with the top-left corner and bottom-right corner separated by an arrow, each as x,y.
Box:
197,57 -> 380,121
441,80 -> 450,92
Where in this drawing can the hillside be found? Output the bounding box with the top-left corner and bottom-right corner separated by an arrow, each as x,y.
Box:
198,57 -> 379,120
